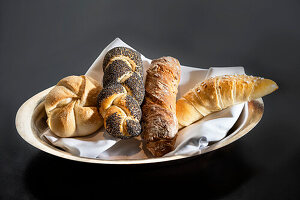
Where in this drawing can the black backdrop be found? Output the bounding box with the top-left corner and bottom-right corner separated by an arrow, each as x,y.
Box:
1,0 -> 299,199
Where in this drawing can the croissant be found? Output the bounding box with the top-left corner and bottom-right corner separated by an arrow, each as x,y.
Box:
176,74 -> 278,128
45,75 -> 103,137
142,57 -> 181,157
97,47 -> 145,139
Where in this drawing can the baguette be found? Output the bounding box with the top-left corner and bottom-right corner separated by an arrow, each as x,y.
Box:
177,74 -> 278,128
141,57 -> 181,157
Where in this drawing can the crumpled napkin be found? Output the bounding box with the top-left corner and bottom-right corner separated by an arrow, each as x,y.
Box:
41,38 -> 246,160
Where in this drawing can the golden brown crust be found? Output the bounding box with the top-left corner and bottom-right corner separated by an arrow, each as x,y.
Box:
47,101 -> 77,137
216,76 -> 235,108
182,90 -> 209,116
250,78 -> 278,100
177,74 -> 278,128
44,86 -> 77,113
142,56 -> 181,157
194,77 -> 222,113
234,75 -> 255,103
45,75 -> 103,137
176,98 -> 203,127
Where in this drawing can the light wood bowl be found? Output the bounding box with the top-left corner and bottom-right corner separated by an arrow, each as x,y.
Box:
15,87 -> 264,164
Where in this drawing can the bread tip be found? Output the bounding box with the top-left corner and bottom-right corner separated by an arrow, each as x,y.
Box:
268,79 -> 279,93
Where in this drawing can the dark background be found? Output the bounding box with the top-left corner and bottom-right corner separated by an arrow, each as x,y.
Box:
1,0 -> 299,199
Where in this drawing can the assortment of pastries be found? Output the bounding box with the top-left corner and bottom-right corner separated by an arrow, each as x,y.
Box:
44,46 -> 278,157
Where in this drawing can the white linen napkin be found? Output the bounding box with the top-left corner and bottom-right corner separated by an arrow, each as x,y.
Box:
42,38 -> 246,159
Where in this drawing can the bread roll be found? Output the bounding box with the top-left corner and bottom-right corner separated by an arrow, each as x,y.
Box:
141,57 -> 181,157
97,47 -> 145,139
177,74 -> 278,127
45,75 -> 103,137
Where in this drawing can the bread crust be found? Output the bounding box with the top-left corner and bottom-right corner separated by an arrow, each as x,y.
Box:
177,74 -> 278,127
142,57 -> 181,157
97,47 -> 145,139
45,75 -> 103,137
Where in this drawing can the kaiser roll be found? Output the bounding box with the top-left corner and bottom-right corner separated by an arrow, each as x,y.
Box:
45,75 -> 103,137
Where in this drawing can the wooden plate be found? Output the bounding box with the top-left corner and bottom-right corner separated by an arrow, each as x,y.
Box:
15,87 -> 264,164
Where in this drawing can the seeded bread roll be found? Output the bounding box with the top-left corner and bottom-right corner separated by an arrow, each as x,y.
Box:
103,47 -> 143,77
141,57 -> 181,157
97,47 -> 145,139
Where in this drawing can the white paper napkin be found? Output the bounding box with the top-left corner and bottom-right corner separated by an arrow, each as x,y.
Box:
42,38 -> 246,159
